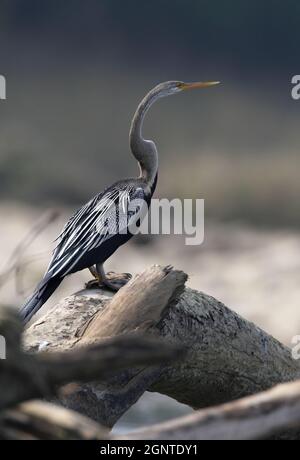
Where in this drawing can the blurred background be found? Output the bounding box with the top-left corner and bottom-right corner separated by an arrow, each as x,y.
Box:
1,0 -> 300,431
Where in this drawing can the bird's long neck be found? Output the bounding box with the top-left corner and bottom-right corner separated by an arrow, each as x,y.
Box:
129,87 -> 160,187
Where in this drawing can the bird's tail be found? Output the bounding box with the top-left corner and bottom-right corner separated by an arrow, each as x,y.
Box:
20,275 -> 62,325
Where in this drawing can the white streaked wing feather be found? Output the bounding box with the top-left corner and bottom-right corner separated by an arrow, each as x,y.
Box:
48,185 -> 145,277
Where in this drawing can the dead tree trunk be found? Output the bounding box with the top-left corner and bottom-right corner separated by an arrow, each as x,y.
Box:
119,379 -> 300,440
23,265 -> 300,428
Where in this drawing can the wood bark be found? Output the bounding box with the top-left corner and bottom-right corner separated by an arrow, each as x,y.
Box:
0,401 -> 110,440
0,305 -> 181,412
119,379 -> 300,440
22,265 -> 300,428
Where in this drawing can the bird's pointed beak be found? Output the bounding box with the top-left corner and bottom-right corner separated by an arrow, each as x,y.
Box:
182,81 -> 220,90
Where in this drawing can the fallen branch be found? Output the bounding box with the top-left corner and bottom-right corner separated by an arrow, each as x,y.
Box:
0,400 -> 109,440
0,306 -> 182,412
23,265 -> 300,429
119,379 -> 300,440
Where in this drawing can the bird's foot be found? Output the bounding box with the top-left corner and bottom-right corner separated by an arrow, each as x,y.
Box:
85,278 -> 102,289
85,272 -> 132,291
103,271 -> 132,291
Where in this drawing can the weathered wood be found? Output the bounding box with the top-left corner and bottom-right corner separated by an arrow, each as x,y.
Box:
0,305 -> 181,412
3,373 -> 300,440
23,265 -> 300,429
119,379 -> 300,440
82,264 -> 186,340
0,400 -> 109,440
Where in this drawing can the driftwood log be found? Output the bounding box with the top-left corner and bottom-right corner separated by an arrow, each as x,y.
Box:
0,307 -> 181,411
120,379 -> 300,440
1,264 -> 300,439
24,265 -> 300,433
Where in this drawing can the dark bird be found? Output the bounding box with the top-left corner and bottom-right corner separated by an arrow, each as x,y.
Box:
20,80 -> 219,324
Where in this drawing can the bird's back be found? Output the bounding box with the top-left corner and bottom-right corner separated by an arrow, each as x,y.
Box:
47,177 -> 155,278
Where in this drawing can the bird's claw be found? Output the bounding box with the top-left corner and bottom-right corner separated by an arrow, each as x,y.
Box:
85,279 -> 102,289
104,272 -> 132,291
85,272 -> 132,291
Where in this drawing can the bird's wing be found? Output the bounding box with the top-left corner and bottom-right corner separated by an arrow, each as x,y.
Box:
47,184 -> 146,278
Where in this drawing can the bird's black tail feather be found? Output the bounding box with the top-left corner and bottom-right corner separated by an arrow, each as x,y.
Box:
20,276 -> 62,325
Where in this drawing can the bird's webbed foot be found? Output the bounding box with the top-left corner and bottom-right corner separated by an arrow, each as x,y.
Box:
85,265 -> 102,289
85,265 -> 131,291
102,271 -> 132,291
85,278 -> 102,289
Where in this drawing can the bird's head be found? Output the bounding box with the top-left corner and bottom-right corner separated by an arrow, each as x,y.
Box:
154,80 -> 220,98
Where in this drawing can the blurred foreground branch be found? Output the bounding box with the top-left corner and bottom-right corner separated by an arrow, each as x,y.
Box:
24,265 -> 300,433
0,306 -> 180,412
1,265 -> 300,439
0,401 -> 109,440
119,379 -> 300,440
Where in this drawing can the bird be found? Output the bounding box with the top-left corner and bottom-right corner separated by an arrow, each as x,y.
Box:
20,80 -> 219,324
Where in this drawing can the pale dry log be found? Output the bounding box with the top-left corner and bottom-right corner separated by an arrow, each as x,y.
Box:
119,379 -> 300,440
0,305 -> 181,412
24,265 -> 187,426
23,265 -> 300,428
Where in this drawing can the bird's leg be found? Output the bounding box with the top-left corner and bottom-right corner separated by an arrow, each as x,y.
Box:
89,265 -> 100,280
85,265 -> 104,289
97,263 -> 132,292
86,263 -> 131,291
96,264 -> 131,291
